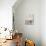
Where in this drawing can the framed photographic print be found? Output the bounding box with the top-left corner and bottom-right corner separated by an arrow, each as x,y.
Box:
25,15 -> 34,25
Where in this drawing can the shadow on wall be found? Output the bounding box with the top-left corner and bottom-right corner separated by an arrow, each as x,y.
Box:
12,0 -> 41,46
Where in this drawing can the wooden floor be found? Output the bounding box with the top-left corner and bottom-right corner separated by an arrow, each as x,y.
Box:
0,39 -> 16,46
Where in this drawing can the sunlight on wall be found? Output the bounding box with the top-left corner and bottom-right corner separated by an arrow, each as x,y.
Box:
0,8 -> 12,30
0,0 -> 16,30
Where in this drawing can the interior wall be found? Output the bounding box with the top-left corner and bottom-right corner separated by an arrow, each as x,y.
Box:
41,0 -> 46,46
13,0 -> 41,46
0,0 -> 16,30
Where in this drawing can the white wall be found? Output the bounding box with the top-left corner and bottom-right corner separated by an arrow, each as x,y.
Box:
13,0 -> 41,46
41,0 -> 46,46
0,0 -> 16,30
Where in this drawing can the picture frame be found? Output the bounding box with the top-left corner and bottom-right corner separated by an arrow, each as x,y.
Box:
25,15 -> 34,25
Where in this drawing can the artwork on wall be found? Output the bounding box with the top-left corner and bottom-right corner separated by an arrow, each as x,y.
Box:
25,15 -> 34,25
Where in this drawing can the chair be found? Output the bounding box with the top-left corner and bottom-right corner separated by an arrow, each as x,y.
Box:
14,33 -> 23,46
25,40 -> 35,46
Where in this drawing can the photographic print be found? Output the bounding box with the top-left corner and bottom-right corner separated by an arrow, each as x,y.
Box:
25,15 -> 34,25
